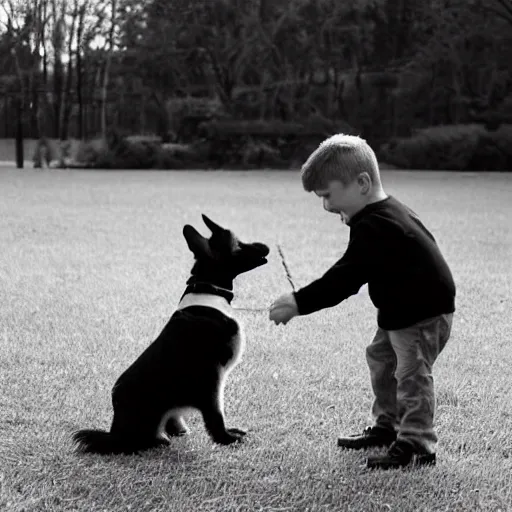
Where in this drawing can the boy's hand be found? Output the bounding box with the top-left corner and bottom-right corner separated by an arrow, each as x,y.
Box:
269,293 -> 299,325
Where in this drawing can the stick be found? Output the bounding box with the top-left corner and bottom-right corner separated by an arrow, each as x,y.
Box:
277,244 -> 296,292
234,245 -> 296,312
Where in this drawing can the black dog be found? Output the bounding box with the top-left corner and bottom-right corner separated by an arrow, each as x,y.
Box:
73,214 -> 269,455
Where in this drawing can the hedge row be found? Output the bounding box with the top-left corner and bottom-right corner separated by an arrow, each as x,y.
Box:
70,120 -> 354,170
379,124 -> 512,171
49,122 -> 512,171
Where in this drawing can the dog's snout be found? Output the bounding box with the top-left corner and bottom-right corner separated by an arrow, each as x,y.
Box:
254,243 -> 270,256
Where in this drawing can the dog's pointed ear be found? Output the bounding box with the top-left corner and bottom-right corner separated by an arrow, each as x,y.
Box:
202,214 -> 224,234
183,225 -> 211,258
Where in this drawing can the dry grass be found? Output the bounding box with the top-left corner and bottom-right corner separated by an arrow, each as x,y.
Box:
0,168 -> 511,511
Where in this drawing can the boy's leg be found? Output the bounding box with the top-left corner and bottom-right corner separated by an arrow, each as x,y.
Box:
338,327 -> 397,449
389,313 -> 453,453
366,327 -> 398,431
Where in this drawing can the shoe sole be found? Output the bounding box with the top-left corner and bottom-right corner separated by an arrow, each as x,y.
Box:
366,453 -> 436,470
337,439 -> 395,450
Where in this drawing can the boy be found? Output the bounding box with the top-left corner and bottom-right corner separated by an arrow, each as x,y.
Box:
269,134 -> 455,470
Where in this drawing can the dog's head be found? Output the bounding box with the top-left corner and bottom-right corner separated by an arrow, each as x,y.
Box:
183,214 -> 269,278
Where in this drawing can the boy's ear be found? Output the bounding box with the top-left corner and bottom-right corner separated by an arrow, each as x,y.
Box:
183,225 -> 211,258
358,172 -> 371,193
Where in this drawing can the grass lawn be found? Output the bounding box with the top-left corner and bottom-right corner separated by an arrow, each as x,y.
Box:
0,168 -> 511,512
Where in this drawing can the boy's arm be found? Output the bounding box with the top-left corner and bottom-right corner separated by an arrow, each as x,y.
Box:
293,221 -> 375,316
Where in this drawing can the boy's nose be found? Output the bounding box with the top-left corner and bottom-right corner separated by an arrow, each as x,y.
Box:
323,199 -> 336,213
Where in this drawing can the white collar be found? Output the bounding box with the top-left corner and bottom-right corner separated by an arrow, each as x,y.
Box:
177,293 -> 235,318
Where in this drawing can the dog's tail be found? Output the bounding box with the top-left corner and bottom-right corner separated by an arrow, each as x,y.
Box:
73,428 -> 168,455
72,429 -> 124,455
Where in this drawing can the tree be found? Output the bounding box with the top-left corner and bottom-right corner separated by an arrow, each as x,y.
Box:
99,0 -> 117,141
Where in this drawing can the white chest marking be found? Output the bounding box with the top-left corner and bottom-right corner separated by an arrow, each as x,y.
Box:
177,293 -> 235,318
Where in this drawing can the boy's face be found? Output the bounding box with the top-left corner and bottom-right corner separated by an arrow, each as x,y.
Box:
314,179 -> 367,223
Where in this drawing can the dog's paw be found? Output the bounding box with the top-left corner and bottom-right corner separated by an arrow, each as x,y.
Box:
215,428 -> 247,445
166,428 -> 189,437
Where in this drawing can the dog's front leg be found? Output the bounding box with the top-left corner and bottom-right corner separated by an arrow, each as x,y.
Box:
165,415 -> 189,437
200,391 -> 246,445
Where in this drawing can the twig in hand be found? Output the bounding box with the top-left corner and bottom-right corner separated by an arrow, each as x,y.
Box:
277,244 -> 296,292
234,245 -> 296,312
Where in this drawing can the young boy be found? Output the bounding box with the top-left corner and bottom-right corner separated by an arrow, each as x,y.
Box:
269,134 -> 455,470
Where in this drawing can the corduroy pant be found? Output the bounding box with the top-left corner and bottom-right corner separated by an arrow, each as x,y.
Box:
366,313 -> 453,453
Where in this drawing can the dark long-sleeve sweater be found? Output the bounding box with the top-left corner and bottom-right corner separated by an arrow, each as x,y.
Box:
294,196 -> 456,330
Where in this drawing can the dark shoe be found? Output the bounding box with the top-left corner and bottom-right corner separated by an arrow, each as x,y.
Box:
337,425 -> 397,450
366,440 -> 436,470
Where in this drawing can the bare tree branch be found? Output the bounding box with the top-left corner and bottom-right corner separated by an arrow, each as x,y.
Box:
495,0 -> 512,19
478,0 -> 512,25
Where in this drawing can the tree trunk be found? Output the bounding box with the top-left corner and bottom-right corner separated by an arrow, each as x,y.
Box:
101,0 -> 117,142
60,0 -> 79,140
76,4 -> 86,139
42,0 -> 48,85
50,0 -> 65,138
15,97 -> 24,169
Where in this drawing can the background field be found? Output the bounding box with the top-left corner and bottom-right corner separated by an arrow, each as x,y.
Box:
0,168 -> 511,511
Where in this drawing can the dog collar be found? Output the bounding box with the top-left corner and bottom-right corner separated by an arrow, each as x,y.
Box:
181,282 -> 234,303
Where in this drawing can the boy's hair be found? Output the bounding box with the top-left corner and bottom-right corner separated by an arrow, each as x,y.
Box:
301,134 -> 381,191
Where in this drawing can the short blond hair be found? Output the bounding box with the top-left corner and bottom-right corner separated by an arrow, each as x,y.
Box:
301,134 -> 381,191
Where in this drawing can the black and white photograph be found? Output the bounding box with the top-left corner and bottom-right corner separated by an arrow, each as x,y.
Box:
1,0 -> 511,511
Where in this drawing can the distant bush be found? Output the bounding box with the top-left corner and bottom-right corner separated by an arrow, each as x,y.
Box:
68,116 -> 359,170
469,125 -> 512,170
155,142 -> 208,169
125,135 -> 162,144
73,134 -> 208,170
74,139 -> 105,167
72,134 -> 155,169
199,117 -> 357,168
380,124 -> 512,171
93,133 -> 161,169
240,139 -> 282,168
